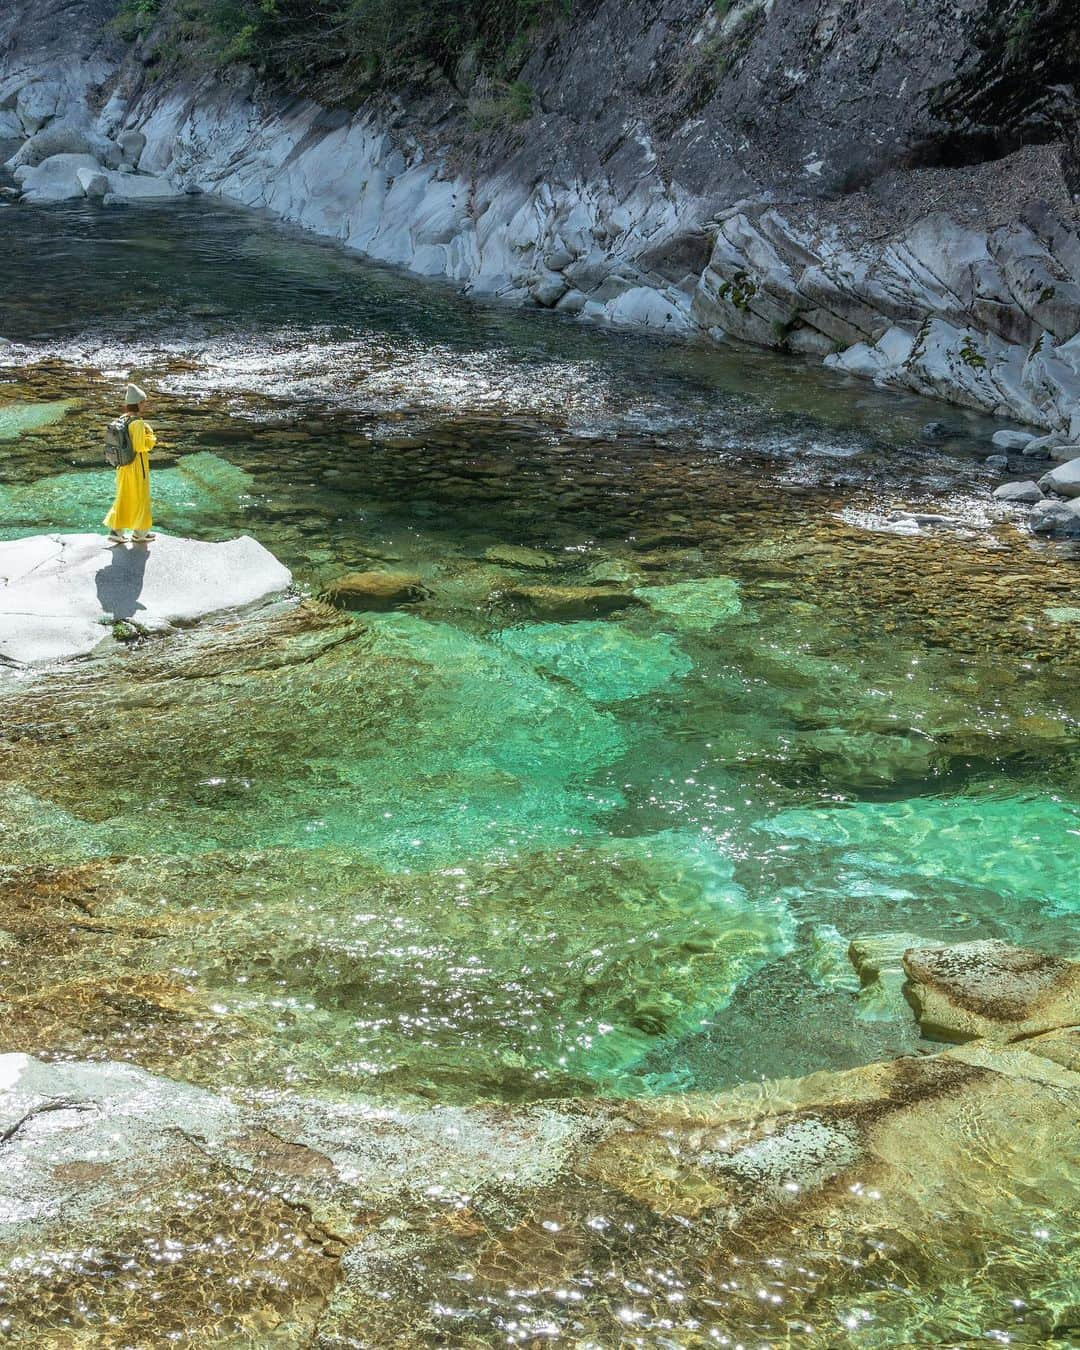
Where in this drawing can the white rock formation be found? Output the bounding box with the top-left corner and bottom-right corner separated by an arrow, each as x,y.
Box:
1039,456 -> 1080,498
0,533 -> 292,666
1,47 -> 1079,433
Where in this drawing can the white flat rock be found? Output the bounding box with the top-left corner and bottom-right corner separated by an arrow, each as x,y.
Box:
0,532 -> 292,666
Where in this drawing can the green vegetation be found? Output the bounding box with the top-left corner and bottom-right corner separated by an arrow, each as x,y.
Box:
959,334 -> 988,370
113,0 -> 570,98
468,76 -> 533,130
1005,3 -> 1037,59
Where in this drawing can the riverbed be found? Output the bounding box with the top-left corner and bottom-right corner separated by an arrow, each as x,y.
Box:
1,197 -> 1077,1345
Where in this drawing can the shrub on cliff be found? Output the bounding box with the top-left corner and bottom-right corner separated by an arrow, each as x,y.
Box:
114,0 -> 569,100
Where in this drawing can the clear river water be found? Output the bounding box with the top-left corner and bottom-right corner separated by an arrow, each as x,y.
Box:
0,197 -> 1077,1346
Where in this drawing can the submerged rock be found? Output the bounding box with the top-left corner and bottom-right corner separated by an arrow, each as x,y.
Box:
499,582 -> 640,619
495,620 -> 691,701
633,576 -> 743,631
1,935 -> 1077,1346
324,569 -> 430,611
0,533 -> 292,665
904,940 -> 1080,1043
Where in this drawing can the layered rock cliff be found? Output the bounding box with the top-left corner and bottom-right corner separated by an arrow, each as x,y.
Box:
3,0 -> 1080,433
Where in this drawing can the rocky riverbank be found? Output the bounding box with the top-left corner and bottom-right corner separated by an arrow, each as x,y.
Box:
3,1 -> 1080,435
2,938 -> 1076,1345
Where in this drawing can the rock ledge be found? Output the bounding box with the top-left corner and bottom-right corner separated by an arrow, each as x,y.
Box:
0,532 -> 292,666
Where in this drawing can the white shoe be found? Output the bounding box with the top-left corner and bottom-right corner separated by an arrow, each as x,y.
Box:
132,531 -> 157,542
107,531 -> 127,543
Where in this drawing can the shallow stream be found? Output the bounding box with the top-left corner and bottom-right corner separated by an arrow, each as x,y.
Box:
0,198 -> 1077,1344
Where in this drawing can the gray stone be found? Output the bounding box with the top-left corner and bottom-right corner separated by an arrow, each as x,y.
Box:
1048,442 -> 1080,463
921,420 -> 950,442
14,152 -> 102,202
1038,456 -> 1080,498
993,480 -> 1044,503
1022,434 -> 1064,458
984,454 -> 1008,470
0,533 -> 292,666
117,128 -> 146,167
76,165 -> 108,198
1030,499 -> 1080,536
991,429 -> 1035,451
8,123 -> 92,167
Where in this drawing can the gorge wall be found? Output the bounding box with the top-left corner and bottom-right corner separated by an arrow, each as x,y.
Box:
3,0 -> 1080,433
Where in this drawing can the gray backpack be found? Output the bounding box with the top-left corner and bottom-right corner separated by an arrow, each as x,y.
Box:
105,414 -> 136,467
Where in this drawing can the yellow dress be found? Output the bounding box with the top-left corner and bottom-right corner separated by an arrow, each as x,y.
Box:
103,417 -> 156,532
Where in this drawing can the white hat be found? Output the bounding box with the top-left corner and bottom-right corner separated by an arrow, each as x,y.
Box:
125,382 -> 148,406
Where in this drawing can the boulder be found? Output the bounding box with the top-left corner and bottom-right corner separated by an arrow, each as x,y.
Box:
991,429 -> 1035,451
499,583 -> 641,619
14,152 -> 102,202
118,128 -> 146,167
1038,456 -> 1080,498
7,124 -> 93,168
1021,434 -> 1063,458
984,453 -> 1008,470
102,172 -> 182,203
993,479 -> 1044,503
76,166 -> 108,199
483,544 -> 559,571
0,533 -> 292,666
903,940 -> 1080,1043
1048,442 -> 1080,462
1030,498 -> 1080,535
324,570 -> 430,611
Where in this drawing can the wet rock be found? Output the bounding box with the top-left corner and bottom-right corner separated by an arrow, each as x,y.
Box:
483,544 -> 559,571
1021,434 -> 1063,459
634,576 -> 742,631
993,480 -> 1043,503
499,583 -> 640,619
1038,456 -> 1080,498
1029,498 -> 1080,535
324,570 -> 430,611
849,932 -> 933,1022
984,453 -> 1008,470
920,420 -> 950,442
0,533 -> 293,665
903,940 -> 1080,1043
1047,441 -> 1080,462
991,429 -> 1035,452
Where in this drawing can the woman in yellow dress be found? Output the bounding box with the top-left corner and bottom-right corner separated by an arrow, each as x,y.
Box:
104,382 -> 157,543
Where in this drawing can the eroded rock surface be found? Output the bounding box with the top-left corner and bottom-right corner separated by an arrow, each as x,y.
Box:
2,1003 -> 1077,1346
904,939 -> 1080,1042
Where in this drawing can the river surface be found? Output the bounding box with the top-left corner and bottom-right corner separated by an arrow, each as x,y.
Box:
0,198 -> 1077,1345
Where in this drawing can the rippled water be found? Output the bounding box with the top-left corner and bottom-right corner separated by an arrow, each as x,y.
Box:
1,198 -> 1077,1345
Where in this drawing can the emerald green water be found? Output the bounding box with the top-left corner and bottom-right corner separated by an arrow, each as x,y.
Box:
1,198 -> 1077,1110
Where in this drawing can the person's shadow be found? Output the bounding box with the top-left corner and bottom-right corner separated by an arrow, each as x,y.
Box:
95,543 -> 150,621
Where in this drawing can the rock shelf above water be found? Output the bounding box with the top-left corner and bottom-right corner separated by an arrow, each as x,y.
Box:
0,532 -> 292,666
